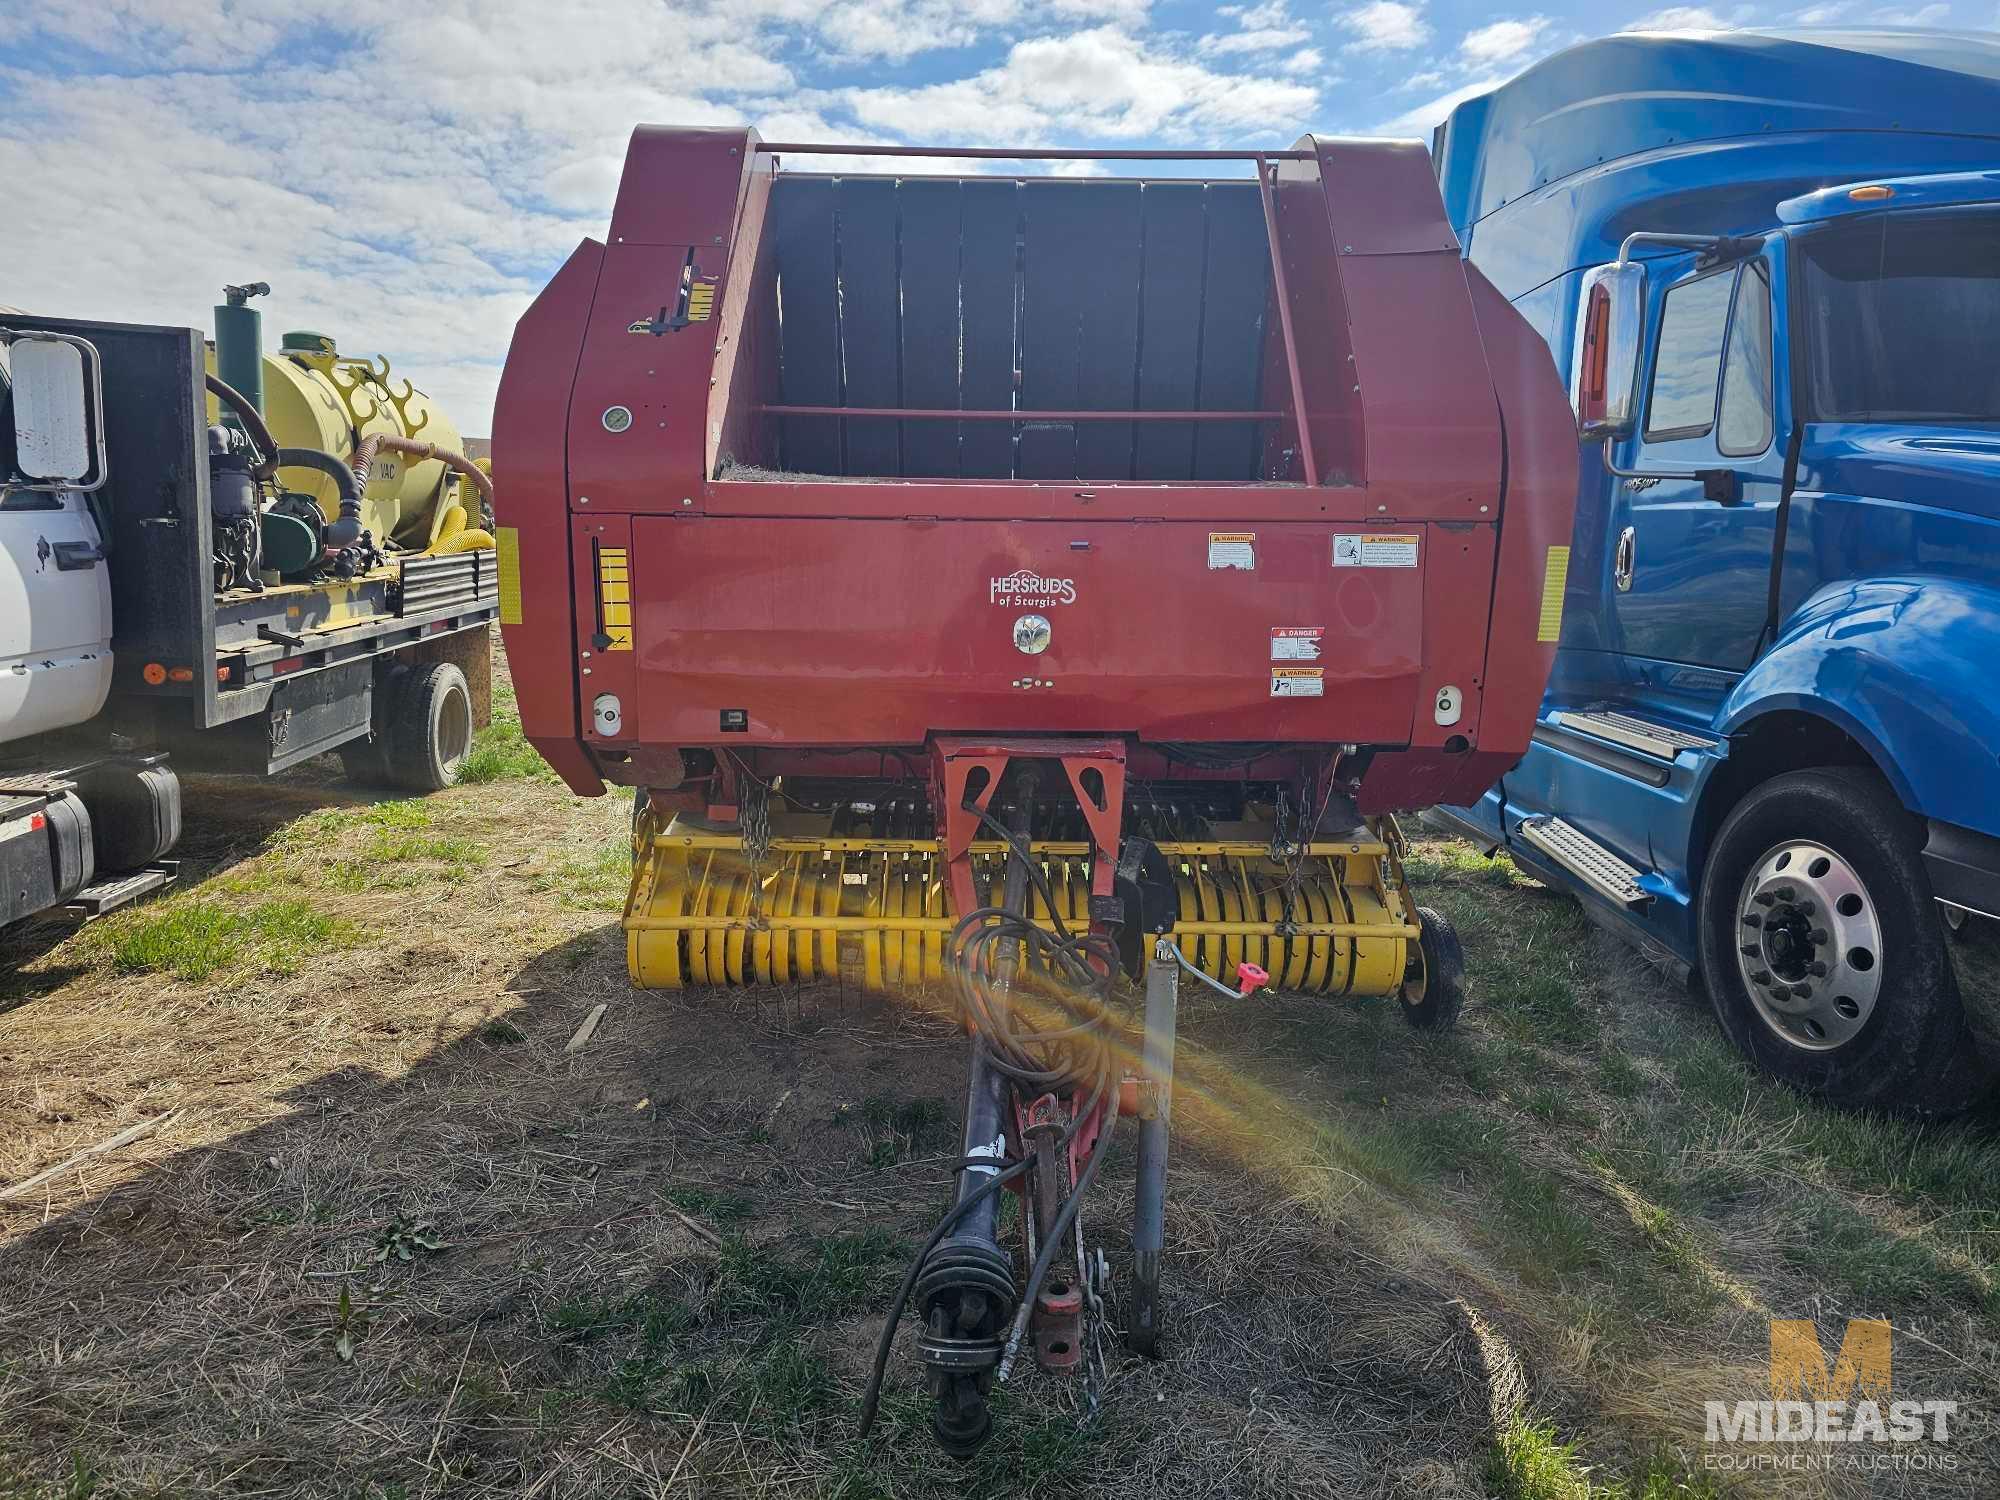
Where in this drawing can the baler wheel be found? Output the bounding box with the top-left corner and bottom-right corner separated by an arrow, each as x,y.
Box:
1399,906 -> 1466,1031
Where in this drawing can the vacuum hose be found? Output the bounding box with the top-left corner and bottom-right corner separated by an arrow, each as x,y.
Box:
351,432 -> 495,506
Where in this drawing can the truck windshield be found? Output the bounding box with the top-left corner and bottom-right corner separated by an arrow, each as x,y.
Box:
1798,210 -> 2000,425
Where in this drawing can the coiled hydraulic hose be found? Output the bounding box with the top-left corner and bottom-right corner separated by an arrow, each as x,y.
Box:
944,802 -> 1121,1124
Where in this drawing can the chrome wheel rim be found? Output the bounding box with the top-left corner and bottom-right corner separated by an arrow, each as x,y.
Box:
1735,840 -> 1882,1051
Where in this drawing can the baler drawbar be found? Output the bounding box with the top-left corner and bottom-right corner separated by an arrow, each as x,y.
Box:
495,127 -> 1576,1455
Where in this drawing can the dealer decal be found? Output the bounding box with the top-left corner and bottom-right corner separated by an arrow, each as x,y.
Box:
990,569 -> 1077,607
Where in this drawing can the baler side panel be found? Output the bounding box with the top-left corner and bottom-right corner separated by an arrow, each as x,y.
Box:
568,242 -> 712,508
1312,138 -> 1502,516
1354,265 -> 1578,813
609,125 -> 753,248
493,237 -> 605,795
1463,267 -> 1579,756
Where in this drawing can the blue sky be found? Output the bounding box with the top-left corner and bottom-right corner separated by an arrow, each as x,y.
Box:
0,1 -> 1985,431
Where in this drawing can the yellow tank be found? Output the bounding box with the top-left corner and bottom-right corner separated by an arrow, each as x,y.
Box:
203,332 -> 472,551
259,333 -> 468,550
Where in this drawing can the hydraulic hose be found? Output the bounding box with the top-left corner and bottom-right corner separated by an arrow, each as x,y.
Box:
203,373 -> 281,481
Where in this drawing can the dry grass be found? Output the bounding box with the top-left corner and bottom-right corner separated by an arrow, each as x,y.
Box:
2,675 -> 1997,1498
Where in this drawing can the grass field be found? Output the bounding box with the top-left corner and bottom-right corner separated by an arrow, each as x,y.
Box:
2,656 -> 1997,1498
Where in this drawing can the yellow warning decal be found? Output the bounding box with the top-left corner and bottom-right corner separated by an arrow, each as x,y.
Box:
598,546 -> 633,650
1537,545 -> 1570,643
496,526 -> 523,626
688,281 -> 717,321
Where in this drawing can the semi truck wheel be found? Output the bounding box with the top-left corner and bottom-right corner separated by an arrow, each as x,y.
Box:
1698,767 -> 1993,1115
385,662 -> 473,792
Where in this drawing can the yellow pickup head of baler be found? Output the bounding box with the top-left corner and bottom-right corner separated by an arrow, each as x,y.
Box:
625,812 -> 1417,998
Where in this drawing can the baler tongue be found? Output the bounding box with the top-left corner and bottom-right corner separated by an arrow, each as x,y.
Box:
495,122 -> 1577,1456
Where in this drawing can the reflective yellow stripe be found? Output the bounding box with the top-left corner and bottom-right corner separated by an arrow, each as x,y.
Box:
495,526 -> 523,625
1538,544 -> 1570,643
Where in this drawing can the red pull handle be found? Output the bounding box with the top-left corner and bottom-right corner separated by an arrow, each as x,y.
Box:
1236,962 -> 1269,996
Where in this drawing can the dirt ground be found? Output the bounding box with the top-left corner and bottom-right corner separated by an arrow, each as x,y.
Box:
2,680 -> 1996,1499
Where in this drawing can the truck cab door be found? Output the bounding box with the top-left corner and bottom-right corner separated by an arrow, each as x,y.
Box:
1598,246 -> 1788,710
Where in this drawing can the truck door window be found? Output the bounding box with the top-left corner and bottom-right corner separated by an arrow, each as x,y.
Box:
1717,262 -> 1774,456
1644,268 -> 1734,440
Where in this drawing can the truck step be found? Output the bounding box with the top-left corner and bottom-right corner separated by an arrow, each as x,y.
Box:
1516,817 -> 1652,910
1546,709 -> 1719,762
66,861 -> 178,919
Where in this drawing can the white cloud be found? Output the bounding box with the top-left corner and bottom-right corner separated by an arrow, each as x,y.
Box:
1339,2 -> 1431,52
1623,7 -> 1739,29
1785,1 -> 1850,18
1460,16 -> 1551,66
846,27 -> 1318,142
1869,1 -> 1947,19
1373,74 -> 1504,135
1198,0 -> 1312,56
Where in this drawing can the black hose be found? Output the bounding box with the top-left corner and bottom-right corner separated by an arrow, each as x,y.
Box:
272,446 -> 363,544
203,373 -> 281,480
856,1154 -> 1036,1439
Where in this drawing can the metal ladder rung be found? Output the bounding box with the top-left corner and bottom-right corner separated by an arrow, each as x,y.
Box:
1517,817 -> 1651,910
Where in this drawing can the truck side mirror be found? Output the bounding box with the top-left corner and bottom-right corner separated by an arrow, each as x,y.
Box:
3,331 -> 108,492
1570,262 -> 1646,442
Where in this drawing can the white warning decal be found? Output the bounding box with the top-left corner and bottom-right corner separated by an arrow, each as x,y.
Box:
1208,532 -> 1256,570
1270,627 -> 1324,662
1271,667 -> 1325,698
1333,532 -> 1419,568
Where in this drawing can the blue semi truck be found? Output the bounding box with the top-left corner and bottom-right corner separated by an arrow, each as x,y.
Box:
1431,29 -> 2000,1112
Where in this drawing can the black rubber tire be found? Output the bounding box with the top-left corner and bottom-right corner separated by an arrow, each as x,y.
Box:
385,662 -> 473,792
1697,767 -> 1993,1116
1400,906 -> 1466,1031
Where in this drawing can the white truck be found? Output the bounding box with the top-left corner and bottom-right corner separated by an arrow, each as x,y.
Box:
0,312 -> 496,929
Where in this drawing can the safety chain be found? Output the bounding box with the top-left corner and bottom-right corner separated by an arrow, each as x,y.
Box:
740,774 -> 772,868
1080,1243 -> 1110,1430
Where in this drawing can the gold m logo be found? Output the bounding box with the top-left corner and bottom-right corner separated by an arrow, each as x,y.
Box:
1770,1318 -> 1892,1402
